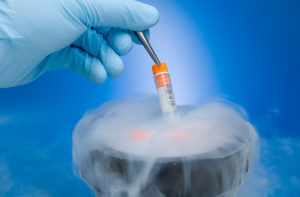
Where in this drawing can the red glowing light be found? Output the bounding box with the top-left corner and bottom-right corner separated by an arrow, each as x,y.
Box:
132,130 -> 149,140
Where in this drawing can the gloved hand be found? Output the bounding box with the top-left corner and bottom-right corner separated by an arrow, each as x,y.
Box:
0,0 -> 159,88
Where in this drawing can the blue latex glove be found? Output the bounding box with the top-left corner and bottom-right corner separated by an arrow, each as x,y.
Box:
0,0 -> 159,88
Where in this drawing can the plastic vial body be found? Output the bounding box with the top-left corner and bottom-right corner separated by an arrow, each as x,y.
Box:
152,63 -> 179,123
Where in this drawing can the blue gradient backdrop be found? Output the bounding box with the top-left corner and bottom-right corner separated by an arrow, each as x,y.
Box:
0,0 -> 299,196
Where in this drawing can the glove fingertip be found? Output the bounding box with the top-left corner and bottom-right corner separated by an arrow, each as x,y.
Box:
129,2 -> 159,31
108,31 -> 133,55
106,56 -> 124,78
143,5 -> 160,28
89,58 -> 108,84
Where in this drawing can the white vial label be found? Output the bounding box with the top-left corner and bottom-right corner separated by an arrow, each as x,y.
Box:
157,85 -> 177,113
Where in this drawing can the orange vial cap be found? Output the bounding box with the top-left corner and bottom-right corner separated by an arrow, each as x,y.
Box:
152,62 -> 168,75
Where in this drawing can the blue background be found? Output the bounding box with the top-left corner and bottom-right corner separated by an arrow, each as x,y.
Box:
0,0 -> 299,196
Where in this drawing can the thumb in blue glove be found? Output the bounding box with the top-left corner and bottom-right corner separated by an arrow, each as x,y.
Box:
0,0 -> 159,87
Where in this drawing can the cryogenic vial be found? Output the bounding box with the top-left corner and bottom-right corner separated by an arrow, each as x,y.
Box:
152,63 -> 179,123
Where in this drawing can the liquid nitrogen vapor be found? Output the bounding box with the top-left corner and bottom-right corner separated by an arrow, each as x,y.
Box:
72,97 -> 257,197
